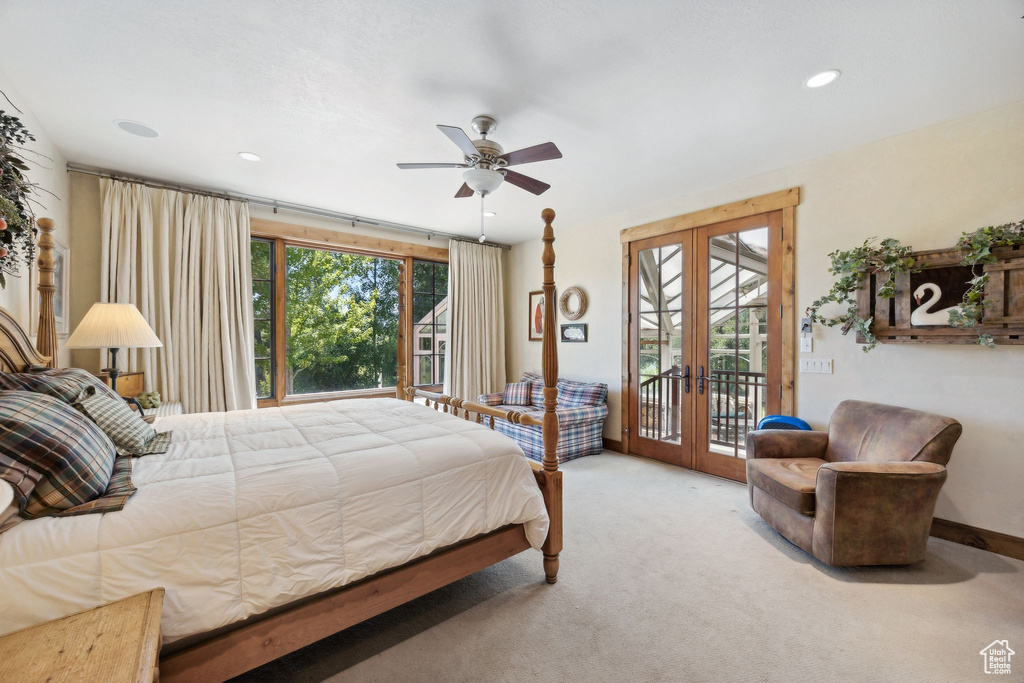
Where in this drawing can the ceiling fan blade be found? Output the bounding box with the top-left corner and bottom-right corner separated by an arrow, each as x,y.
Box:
503,170 -> 550,195
397,162 -> 468,169
437,125 -> 481,159
498,142 -> 562,167
455,183 -> 474,198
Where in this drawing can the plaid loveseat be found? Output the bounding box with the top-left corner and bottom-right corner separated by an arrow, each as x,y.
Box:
478,372 -> 608,464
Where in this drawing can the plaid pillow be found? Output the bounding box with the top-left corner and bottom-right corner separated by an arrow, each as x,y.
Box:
502,381 -> 533,406
522,372 -> 546,405
0,367 -> 121,404
0,390 -> 119,519
557,379 -> 609,407
74,386 -> 172,456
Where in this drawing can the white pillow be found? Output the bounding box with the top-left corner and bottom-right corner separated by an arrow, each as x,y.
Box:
0,479 -> 20,532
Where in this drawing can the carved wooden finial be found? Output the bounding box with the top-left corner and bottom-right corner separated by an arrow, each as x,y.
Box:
538,208 -> 562,584
34,218 -> 58,368
540,209 -> 559,473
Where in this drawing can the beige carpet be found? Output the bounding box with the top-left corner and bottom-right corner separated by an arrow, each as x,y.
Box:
235,453 -> 1023,682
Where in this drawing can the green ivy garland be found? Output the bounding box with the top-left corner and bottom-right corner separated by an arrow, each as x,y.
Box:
806,238 -> 919,352
807,220 -> 1024,351
948,219 -> 1024,347
0,92 -> 43,289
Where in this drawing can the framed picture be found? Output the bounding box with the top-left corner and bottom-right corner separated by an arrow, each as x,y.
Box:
560,323 -> 588,343
29,237 -> 70,337
528,290 -> 545,342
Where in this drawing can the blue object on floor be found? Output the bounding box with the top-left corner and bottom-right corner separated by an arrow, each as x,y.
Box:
757,415 -> 811,431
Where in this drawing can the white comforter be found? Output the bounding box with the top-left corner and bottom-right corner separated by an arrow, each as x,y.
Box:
0,398 -> 548,642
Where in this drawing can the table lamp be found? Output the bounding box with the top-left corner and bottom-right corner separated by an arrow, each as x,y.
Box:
65,303 -> 162,391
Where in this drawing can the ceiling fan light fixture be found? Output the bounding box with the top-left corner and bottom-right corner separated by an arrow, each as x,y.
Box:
462,168 -> 503,195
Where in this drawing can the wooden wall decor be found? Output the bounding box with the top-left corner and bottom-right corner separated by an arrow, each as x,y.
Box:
856,245 -> 1024,345
558,286 -> 587,320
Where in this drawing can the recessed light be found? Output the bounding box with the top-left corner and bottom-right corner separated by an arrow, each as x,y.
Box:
805,70 -> 840,88
114,120 -> 159,138
483,211 -> 496,217
238,151 -> 262,162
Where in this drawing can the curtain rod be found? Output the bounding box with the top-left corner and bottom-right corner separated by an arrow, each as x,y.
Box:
66,163 -> 512,250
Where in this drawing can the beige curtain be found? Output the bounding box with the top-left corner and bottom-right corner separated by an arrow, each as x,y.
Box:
445,240 -> 506,400
101,178 -> 256,412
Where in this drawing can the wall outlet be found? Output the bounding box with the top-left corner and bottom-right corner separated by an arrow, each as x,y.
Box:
800,336 -> 813,353
799,358 -> 833,374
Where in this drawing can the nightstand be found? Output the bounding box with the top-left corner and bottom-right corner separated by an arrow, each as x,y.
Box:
98,370 -> 145,398
0,588 -> 164,682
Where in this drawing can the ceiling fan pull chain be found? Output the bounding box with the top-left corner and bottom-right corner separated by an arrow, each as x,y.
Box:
479,194 -> 486,243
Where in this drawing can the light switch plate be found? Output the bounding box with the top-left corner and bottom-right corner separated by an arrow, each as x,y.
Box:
800,337 -> 813,353
799,358 -> 833,374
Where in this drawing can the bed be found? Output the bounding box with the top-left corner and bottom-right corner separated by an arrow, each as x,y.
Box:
0,210 -> 564,682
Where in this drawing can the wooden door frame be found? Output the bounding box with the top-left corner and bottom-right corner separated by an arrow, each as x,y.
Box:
619,188 -> 799,459
693,211 -> 783,482
627,231 -> 695,467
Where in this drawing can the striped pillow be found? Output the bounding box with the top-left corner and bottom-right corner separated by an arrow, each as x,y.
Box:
0,367 -> 121,404
502,381 -> 533,406
0,390 -> 119,519
74,386 -> 172,456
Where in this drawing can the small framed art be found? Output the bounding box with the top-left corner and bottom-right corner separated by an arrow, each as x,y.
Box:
528,290 -> 545,342
560,323 -> 588,343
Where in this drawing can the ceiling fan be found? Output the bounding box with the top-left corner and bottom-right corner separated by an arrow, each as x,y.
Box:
397,115 -> 562,198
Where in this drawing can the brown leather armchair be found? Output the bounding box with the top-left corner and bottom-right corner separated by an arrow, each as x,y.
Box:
746,400 -> 962,566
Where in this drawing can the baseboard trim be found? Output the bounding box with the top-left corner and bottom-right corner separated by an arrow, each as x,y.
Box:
930,517 -> 1024,561
602,438 -> 623,453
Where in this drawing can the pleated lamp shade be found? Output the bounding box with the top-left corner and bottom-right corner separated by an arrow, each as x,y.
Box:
66,303 -> 163,349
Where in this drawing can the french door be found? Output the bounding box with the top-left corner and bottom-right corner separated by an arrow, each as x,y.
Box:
627,211 -> 786,482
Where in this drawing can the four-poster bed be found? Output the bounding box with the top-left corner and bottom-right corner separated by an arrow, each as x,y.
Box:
1,210 -> 563,682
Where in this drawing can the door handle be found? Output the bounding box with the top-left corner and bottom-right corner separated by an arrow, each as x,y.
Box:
682,365 -> 690,393
697,365 -> 709,394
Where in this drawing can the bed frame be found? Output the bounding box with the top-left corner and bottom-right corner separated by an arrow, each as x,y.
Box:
13,210 -> 562,682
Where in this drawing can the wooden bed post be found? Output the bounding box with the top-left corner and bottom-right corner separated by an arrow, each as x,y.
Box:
34,218 -> 58,368
396,259 -> 408,401
539,208 -> 562,584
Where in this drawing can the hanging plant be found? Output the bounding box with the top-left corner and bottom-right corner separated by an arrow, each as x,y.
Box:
0,91 -> 44,289
948,219 -> 1024,346
806,237 -> 919,352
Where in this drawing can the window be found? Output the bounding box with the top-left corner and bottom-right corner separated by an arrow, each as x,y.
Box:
284,245 -> 400,394
251,239 -> 275,399
411,260 -> 448,387
250,225 -> 448,406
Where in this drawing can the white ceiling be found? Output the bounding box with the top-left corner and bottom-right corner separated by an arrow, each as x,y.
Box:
1,0 -> 1023,244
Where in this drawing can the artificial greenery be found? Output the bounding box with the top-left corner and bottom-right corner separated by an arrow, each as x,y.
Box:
808,220 -> 1024,351
948,219 -> 1024,346
0,92 -> 43,288
806,237 -> 919,352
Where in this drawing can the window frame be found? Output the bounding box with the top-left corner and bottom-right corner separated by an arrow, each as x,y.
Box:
409,258 -> 449,390
251,237 -> 276,401
250,218 -> 448,408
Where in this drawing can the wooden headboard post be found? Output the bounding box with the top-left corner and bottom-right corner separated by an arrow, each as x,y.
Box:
34,217 -> 58,368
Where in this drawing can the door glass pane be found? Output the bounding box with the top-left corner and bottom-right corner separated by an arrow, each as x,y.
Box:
706,227 -> 769,459
636,244 -> 684,445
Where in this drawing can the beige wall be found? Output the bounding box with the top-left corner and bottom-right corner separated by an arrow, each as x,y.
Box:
0,70 -> 71,367
505,99 -> 1024,537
